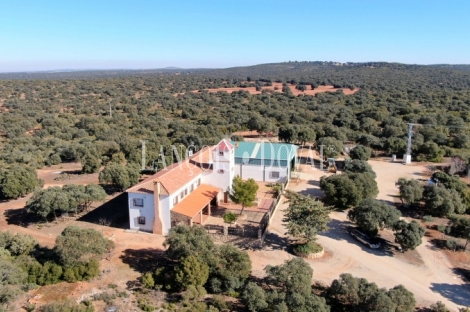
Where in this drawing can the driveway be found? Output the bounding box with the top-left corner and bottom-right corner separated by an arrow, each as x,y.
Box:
248,160 -> 470,311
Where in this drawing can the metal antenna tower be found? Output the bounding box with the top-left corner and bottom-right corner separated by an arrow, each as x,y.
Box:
140,140 -> 147,170
404,123 -> 470,164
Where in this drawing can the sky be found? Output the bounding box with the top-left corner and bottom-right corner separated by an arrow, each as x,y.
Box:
1,0 -> 469,72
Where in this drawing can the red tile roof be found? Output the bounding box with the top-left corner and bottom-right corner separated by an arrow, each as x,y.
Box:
126,161 -> 202,195
171,184 -> 220,218
190,146 -> 213,164
215,139 -> 235,151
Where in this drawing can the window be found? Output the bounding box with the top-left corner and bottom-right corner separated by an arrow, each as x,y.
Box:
180,191 -> 184,200
138,216 -> 146,225
190,184 -> 194,192
184,188 -> 188,196
218,169 -> 225,174
133,198 -> 144,207
271,171 -> 280,179
219,151 -> 224,156
173,196 -> 178,205
198,178 -> 201,186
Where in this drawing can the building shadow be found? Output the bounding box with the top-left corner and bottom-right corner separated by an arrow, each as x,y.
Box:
120,248 -> 167,273
430,282 -> 470,307
78,192 -> 129,229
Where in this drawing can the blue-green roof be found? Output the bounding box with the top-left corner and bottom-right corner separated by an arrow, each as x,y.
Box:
231,141 -> 297,166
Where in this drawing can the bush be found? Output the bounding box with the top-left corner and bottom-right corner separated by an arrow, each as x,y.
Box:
430,301 -> 450,312
137,298 -> 156,312
8,233 -> 37,256
212,294 -> 230,311
40,299 -> 94,312
422,215 -> 435,223
293,241 -> 323,255
91,292 -> 116,305
142,272 -> 155,289
55,226 -> 114,267
63,260 -> 100,282
349,145 -> 372,161
446,239 -> 462,251
222,212 -> 238,224
175,255 -> 209,289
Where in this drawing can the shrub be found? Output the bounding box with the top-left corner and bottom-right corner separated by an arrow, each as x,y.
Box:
212,294 -> 230,311
175,255 -> 209,289
349,145 -> 372,161
446,239 -> 462,251
55,226 -> 114,267
63,260 -> 100,282
422,215 -> 435,223
142,272 -> 155,289
293,241 -> 323,255
222,212 -> 238,224
40,299 -> 95,312
181,285 -> 207,302
91,292 -> 116,305
137,298 -> 156,312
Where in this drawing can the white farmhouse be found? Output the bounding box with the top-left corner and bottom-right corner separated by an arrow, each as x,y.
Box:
126,139 -> 297,235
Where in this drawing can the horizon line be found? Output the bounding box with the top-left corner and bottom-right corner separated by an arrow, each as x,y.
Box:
1,61 -> 470,75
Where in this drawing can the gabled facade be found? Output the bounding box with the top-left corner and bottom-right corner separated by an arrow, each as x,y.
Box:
126,139 -> 297,235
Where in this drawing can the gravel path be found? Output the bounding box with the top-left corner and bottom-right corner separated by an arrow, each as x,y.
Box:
248,159 -> 470,311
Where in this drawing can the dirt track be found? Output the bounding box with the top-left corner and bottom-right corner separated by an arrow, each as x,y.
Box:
249,159 -> 470,310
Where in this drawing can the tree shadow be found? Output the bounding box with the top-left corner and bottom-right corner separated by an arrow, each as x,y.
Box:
453,268 -> 470,282
319,219 -> 393,257
430,282 -> 470,307
262,231 -> 287,251
4,207 -> 43,227
298,188 -> 324,198
119,248 -> 167,274
428,238 -> 448,251
78,192 -> 129,229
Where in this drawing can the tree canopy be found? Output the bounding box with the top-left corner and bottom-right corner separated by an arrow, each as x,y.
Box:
393,221 -> 426,251
0,166 -> 42,200
348,199 -> 401,236
320,173 -> 378,209
229,176 -> 259,215
349,145 -> 372,161
396,178 -> 423,206
283,190 -> 330,243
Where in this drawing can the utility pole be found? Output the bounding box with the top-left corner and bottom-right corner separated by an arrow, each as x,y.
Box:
404,123 -> 415,164
140,140 -> 147,171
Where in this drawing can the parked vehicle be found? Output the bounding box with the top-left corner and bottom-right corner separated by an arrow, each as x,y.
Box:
350,228 -> 381,249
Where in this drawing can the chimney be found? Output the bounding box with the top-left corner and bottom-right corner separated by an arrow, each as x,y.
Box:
153,181 -> 164,235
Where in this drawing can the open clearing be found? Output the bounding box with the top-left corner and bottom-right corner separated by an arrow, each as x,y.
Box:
176,82 -> 360,96
252,159 -> 470,311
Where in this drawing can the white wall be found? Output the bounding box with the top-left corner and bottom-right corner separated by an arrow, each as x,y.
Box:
160,195 -> 171,235
128,192 -> 155,233
235,164 -> 289,183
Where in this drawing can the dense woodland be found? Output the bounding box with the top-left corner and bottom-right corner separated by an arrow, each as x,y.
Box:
1,61 -> 470,173
2,62 -> 470,310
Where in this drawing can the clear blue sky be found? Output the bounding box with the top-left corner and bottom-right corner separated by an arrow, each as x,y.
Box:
1,0 -> 469,72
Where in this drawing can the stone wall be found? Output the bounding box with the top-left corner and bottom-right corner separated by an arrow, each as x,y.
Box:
170,211 -> 191,227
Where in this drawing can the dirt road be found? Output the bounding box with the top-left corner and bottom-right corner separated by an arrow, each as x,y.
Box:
249,159 -> 470,311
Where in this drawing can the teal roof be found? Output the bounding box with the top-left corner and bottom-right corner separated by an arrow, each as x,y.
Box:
231,141 -> 298,161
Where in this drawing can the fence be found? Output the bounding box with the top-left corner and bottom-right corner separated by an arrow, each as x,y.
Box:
259,194 -> 281,234
204,182 -> 286,248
